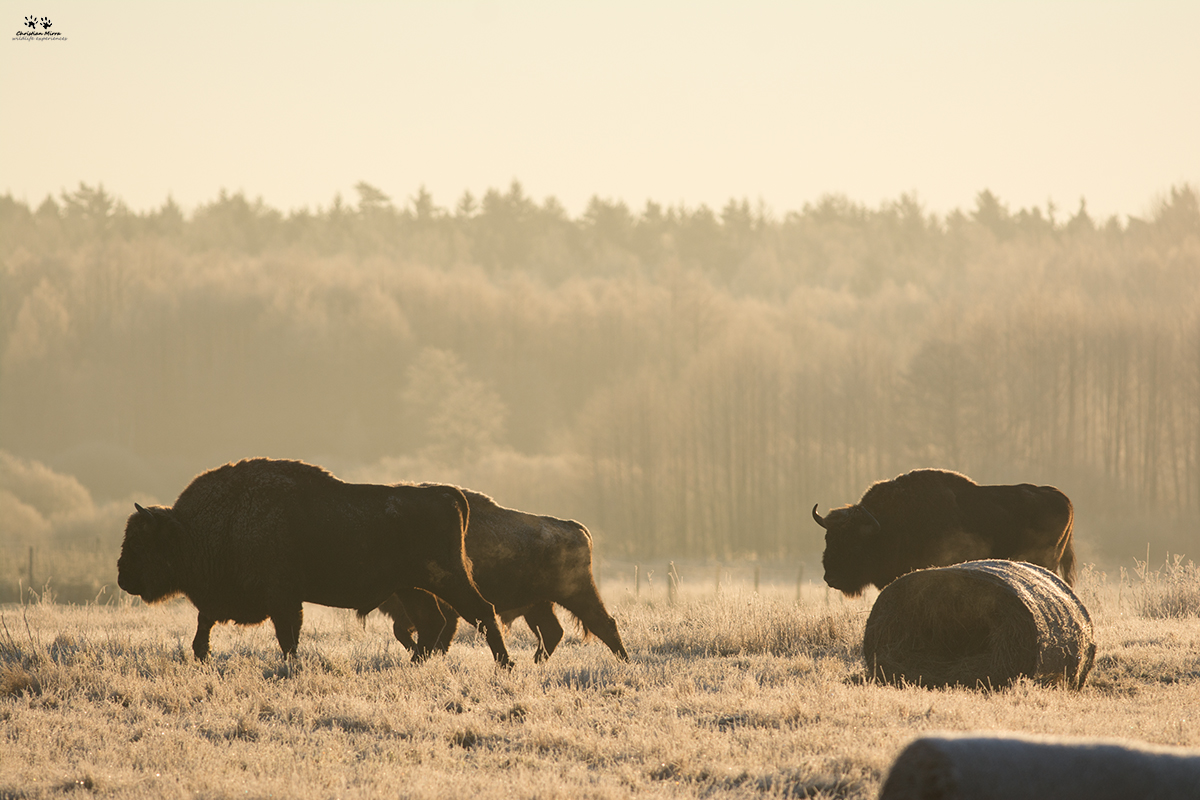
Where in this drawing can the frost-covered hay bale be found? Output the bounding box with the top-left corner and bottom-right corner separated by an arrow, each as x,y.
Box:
863,559 -> 1095,689
879,733 -> 1200,800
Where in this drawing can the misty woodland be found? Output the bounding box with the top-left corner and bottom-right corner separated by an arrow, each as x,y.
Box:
3,182 -> 1199,571
2,183 -> 1200,799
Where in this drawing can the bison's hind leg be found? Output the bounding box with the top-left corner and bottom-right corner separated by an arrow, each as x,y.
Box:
523,602 -> 564,663
193,611 -> 216,661
392,620 -> 417,652
430,597 -> 460,654
373,594 -> 420,652
270,604 -> 304,657
388,588 -> 453,663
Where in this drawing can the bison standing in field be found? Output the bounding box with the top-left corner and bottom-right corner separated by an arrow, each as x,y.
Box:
117,458 -> 511,666
370,489 -> 628,663
812,468 -> 1076,595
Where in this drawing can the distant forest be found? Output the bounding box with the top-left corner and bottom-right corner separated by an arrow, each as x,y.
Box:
1,182 -> 1198,568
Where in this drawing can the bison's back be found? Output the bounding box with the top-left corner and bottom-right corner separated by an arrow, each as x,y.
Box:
173,459 -> 469,612
862,470 -> 974,542
457,490 -> 595,609
857,469 -> 1076,587
958,482 -> 1075,583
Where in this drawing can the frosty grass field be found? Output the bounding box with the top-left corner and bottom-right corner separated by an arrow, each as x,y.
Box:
1,564 -> 1198,799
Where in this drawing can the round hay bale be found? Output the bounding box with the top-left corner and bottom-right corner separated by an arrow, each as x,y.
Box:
863,559 -> 1095,689
879,733 -> 1200,800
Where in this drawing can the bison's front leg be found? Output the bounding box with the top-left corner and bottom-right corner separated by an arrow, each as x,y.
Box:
430,573 -> 511,668
193,611 -> 216,661
561,589 -> 629,661
270,604 -> 304,657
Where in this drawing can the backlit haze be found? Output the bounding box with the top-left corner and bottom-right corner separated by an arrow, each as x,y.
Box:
2,0 -> 1198,220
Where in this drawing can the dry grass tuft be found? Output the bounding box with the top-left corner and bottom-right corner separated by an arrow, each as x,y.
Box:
626,590 -> 868,662
1130,555 -> 1200,619
863,560 -> 1095,690
0,662 -> 40,697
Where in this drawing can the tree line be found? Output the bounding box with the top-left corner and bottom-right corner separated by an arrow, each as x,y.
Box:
1,182 -> 1197,566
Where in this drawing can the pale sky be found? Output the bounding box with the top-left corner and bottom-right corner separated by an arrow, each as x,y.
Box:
2,1 -> 1197,221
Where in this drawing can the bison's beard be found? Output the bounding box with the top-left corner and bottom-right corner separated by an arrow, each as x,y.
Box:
117,557 -> 180,604
824,575 -> 869,598
822,560 -> 872,597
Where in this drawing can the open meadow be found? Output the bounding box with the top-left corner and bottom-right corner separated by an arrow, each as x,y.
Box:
1,564 -> 1197,799
5,7 -> 1199,797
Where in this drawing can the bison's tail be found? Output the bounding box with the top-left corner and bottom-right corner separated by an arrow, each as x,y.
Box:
449,487 -> 469,534
1057,498 -> 1077,587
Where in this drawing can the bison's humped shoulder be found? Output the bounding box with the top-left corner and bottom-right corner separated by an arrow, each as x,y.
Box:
235,458 -> 332,490
894,468 -> 977,490
533,519 -> 562,546
232,457 -> 333,476
550,518 -> 593,548
177,458 -> 316,506
508,514 -> 591,552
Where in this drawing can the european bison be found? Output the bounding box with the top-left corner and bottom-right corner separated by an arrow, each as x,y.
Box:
812,468 -> 1075,595
369,489 -> 628,663
117,458 -> 511,666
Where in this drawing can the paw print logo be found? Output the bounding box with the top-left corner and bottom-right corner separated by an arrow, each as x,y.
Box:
40,16 -> 52,30
24,15 -> 38,29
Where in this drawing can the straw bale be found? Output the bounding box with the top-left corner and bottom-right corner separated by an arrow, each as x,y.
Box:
863,559 -> 1094,689
879,732 -> 1200,800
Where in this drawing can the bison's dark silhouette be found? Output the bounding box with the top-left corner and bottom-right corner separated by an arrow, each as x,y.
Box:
369,489 -> 628,663
117,458 -> 511,666
812,468 -> 1076,595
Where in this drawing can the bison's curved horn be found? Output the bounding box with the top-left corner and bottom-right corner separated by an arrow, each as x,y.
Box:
134,502 -> 148,515
860,506 -> 881,531
811,504 -> 827,529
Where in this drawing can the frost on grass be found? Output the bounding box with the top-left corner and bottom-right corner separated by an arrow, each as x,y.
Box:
632,590 -> 868,661
0,575 -> 1198,799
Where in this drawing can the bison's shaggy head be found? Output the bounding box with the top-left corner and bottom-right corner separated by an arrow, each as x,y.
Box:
813,503 -> 881,597
117,504 -> 186,603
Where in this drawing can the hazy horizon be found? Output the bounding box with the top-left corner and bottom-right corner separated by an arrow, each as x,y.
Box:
2,1 -> 1198,221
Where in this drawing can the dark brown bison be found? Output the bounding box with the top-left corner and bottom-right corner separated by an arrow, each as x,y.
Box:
812,468 -> 1076,595
117,458 -> 511,666
368,489 -> 628,663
